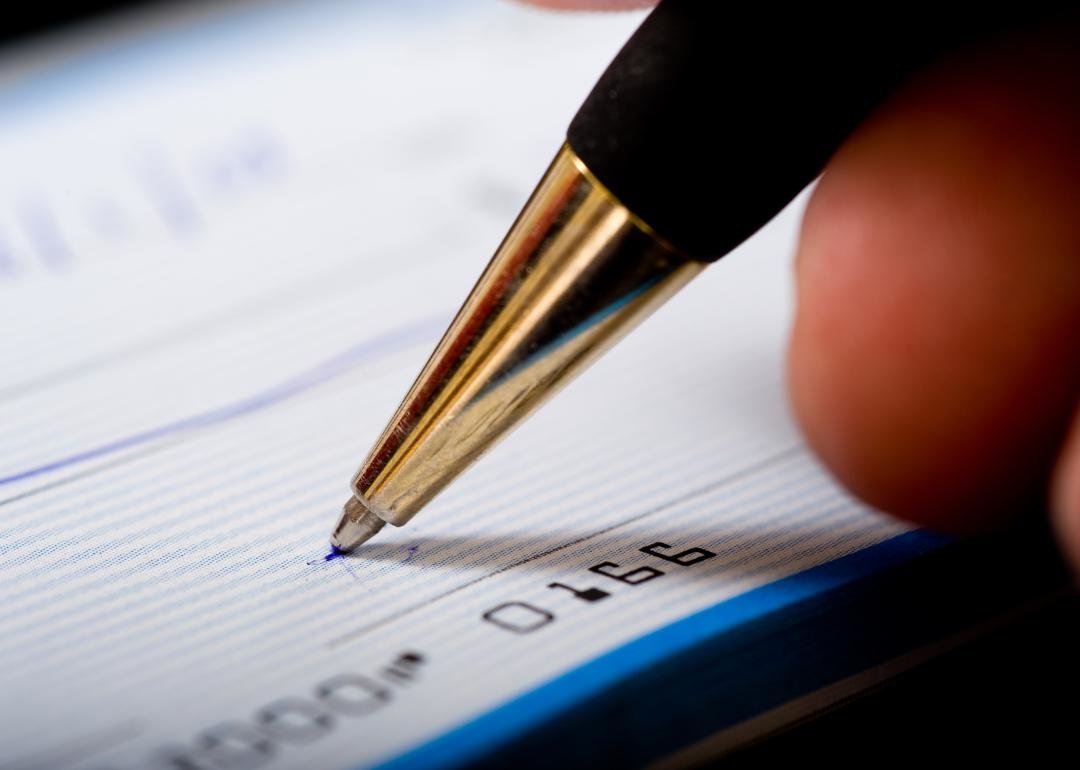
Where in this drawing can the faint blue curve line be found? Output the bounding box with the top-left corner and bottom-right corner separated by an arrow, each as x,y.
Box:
0,315 -> 447,488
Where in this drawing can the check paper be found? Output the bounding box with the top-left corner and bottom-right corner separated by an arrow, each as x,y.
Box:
0,2 -> 913,768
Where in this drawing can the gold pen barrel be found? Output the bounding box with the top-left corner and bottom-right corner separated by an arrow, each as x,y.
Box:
331,144 -> 702,549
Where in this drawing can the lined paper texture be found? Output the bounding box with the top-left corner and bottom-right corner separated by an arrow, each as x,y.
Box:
0,2 -> 909,768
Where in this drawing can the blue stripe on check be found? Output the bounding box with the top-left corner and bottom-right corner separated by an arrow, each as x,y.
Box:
376,529 -> 948,770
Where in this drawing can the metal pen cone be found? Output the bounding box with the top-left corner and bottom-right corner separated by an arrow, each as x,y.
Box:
330,496 -> 386,552
332,143 -> 702,543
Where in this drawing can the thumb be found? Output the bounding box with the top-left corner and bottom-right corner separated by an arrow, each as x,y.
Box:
787,29 -> 1080,542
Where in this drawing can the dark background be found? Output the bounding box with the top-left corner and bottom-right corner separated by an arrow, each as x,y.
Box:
1,1 -> 178,46
722,595 -> 1080,767
5,3 -> 1077,767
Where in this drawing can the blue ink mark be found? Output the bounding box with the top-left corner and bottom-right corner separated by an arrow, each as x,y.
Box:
403,544 -> 420,562
305,547 -> 345,567
0,316 -> 447,488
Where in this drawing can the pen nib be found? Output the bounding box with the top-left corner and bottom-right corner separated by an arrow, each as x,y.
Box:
330,496 -> 386,552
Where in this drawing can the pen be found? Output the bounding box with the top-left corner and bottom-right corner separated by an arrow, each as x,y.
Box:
330,2 -> 1043,550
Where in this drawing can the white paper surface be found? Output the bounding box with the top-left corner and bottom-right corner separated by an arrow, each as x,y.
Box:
0,2 -> 908,768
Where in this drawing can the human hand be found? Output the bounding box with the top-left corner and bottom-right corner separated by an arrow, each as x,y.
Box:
521,1 -> 1080,565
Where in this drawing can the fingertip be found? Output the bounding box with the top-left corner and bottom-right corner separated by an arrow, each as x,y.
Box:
1051,410 -> 1080,571
512,0 -> 656,10
788,36 -> 1080,533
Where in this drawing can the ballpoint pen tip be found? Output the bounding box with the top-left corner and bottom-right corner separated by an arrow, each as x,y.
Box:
330,496 -> 386,552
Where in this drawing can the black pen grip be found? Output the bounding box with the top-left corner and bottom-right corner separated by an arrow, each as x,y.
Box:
567,2 -> 1032,260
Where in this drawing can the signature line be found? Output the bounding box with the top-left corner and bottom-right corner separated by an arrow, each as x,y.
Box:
0,315 -> 445,488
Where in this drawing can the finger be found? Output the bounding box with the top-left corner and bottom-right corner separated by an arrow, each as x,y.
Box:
1052,407 -> 1080,566
788,29 -> 1080,533
513,1 -> 656,10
